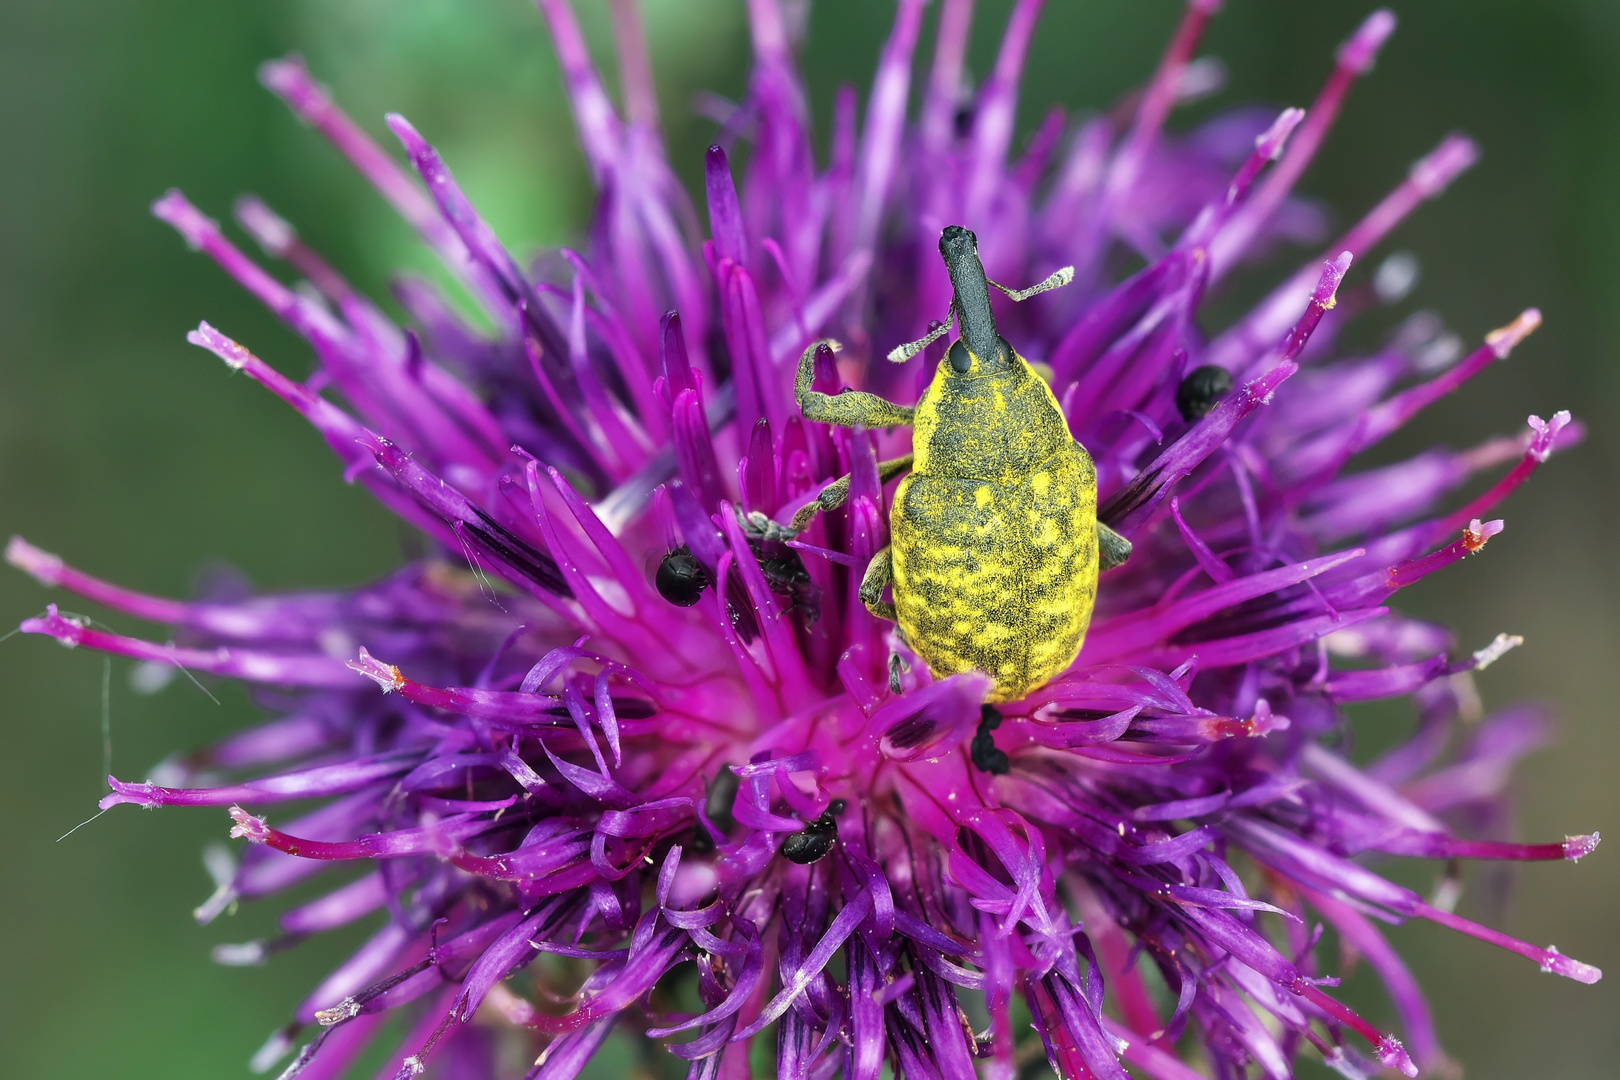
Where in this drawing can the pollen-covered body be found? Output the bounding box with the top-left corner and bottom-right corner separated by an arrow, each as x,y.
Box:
891,355 -> 1098,702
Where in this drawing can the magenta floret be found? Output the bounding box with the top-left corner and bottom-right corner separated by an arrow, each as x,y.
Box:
10,2 -> 1601,1078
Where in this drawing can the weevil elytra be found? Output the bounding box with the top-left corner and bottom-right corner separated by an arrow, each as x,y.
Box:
791,225 -> 1131,703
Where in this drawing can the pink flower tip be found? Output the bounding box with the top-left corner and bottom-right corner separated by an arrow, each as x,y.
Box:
1256,108 -> 1306,160
1338,9 -> 1397,73
1377,1036 -> 1419,1077
1411,133 -> 1480,195
1526,410 -> 1571,461
385,113 -> 427,154
187,321 -> 249,370
233,195 -> 296,255
348,646 -> 405,692
1313,252 -> 1353,308
5,535 -> 62,585
99,778 -> 160,810
228,806 -> 271,844
257,54 -> 311,96
1539,945 -> 1602,984
1563,832 -> 1601,862
1486,308 -> 1542,358
360,431 -> 407,469
150,189 -> 215,249
20,604 -> 85,647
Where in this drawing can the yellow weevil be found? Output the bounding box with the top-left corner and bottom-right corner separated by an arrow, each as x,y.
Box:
790,225 -> 1131,704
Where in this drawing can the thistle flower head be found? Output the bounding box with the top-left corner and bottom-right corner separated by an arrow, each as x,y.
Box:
11,2 -> 1602,1078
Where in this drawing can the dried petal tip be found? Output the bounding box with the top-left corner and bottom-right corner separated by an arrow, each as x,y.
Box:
1199,698 -> 1290,738
1337,9 -> 1397,74
1485,308 -> 1541,358
1470,631 -> 1523,670
248,1028 -> 295,1074
193,844 -> 238,926
347,646 -> 405,692
1373,250 -> 1420,302
1539,945 -> 1603,984
212,940 -> 268,966
1176,55 -> 1227,101
314,997 -> 362,1026
1377,1036 -> 1419,1078
1563,833 -> 1601,862
1462,517 -> 1504,553
187,321 -> 250,369
228,806 -> 271,843
5,536 -> 63,585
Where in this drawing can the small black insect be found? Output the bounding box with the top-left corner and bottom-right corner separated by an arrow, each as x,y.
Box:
780,798 -> 847,865
1176,364 -> 1234,421
655,515 -> 819,626
970,704 -> 1010,775
655,545 -> 709,607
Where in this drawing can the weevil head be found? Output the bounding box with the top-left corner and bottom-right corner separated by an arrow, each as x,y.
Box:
939,225 -> 1015,378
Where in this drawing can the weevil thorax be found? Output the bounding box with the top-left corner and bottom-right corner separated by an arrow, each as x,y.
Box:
912,227 -> 1073,480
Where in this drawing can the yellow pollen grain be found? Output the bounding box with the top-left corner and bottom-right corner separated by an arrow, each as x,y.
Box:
1031,472 -> 1050,496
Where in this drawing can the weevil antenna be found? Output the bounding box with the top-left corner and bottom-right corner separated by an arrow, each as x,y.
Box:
886,316 -> 952,363
988,264 -> 1075,302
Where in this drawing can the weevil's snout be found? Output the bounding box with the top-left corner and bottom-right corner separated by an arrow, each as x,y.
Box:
939,224 -> 978,262
938,225 -> 1012,376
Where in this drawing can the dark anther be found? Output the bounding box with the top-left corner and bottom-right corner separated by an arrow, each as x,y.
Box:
691,769 -> 738,854
655,545 -> 709,606
886,714 -> 935,750
1176,364 -> 1234,421
971,704 -> 1010,775
780,798 -> 846,865
465,509 -> 572,597
953,103 -> 975,139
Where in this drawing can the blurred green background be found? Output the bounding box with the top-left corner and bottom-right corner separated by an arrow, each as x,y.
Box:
2,0 -> 1616,1076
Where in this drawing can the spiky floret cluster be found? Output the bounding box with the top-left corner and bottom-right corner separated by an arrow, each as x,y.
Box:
10,2 -> 1602,1078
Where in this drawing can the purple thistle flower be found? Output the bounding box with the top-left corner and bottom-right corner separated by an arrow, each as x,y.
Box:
9,2 -> 1603,1077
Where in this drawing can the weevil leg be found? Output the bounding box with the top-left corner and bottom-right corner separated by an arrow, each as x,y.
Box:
858,545 -> 897,622
788,454 -> 914,532
1098,522 -> 1133,571
887,651 -> 909,693
796,341 -> 916,429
